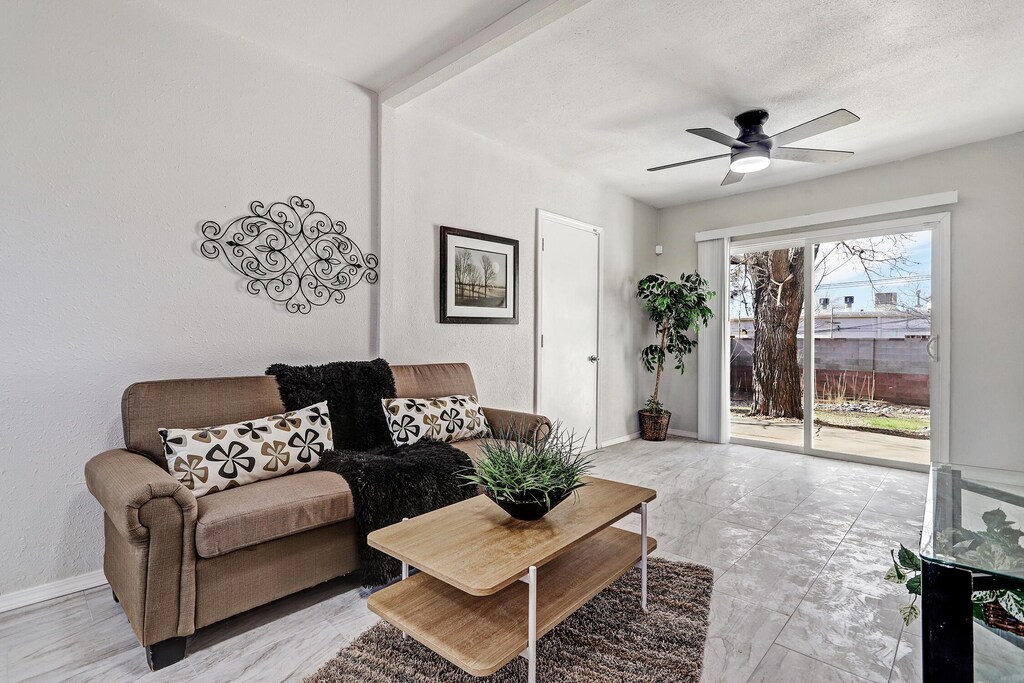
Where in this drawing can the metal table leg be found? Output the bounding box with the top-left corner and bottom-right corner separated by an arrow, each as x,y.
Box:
921,558 -> 973,683
640,502 -> 648,612
632,502 -> 649,612
401,517 -> 409,640
527,565 -> 537,683
518,566 -> 538,683
403,561 -> 411,643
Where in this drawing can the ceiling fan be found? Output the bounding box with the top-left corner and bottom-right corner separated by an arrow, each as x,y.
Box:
647,109 -> 860,186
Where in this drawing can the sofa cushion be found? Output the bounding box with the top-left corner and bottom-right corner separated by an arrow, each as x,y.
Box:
160,402 -> 331,498
195,470 -> 354,558
450,438 -> 486,462
391,363 -> 478,399
381,395 -> 491,446
123,376 -> 285,467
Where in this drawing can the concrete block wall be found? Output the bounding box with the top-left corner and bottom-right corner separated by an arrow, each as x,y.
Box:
730,337 -> 931,405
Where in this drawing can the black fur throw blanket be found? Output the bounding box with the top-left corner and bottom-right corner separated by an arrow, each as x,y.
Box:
267,358 -> 396,451
319,440 -> 478,588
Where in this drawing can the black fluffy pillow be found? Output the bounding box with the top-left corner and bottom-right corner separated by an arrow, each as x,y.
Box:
267,358 -> 397,451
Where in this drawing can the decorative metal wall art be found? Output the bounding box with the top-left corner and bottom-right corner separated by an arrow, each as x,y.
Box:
200,196 -> 378,314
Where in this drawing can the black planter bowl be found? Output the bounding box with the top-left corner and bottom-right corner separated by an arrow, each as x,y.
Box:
486,488 -> 571,521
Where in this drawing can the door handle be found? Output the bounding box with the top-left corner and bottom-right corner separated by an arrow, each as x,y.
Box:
588,355 -> 599,363
926,335 -> 938,361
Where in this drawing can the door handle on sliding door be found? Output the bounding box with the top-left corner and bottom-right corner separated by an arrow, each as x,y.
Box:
926,335 -> 938,361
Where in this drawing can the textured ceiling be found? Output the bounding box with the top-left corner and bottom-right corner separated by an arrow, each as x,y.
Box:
409,0 -> 1024,207
151,0 -> 527,91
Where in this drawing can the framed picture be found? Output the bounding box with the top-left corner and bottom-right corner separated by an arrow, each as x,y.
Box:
439,226 -> 519,324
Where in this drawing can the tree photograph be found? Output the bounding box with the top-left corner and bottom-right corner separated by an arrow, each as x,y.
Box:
453,247 -> 507,307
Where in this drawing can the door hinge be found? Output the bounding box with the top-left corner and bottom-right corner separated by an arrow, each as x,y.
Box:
540,334 -> 544,348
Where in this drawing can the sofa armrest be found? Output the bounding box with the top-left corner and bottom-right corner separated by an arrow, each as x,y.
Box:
85,448 -> 197,543
482,407 -> 552,443
85,448 -> 198,645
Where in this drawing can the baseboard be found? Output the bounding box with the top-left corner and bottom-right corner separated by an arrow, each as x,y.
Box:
600,432 -> 640,448
667,428 -> 698,439
0,570 -> 107,614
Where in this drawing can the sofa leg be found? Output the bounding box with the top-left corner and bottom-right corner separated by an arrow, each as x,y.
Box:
146,637 -> 186,671
111,589 -> 119,604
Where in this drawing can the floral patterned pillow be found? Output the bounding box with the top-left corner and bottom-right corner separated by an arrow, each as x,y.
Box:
381,395 -> 491,446
159,401 -> 331,497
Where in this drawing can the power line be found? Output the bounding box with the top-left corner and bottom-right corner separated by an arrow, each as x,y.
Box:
816,274 -> 931,288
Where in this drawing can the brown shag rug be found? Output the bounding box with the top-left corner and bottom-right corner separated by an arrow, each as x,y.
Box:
306,558 -> 714,683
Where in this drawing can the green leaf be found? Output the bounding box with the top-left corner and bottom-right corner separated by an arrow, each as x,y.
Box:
982,508 -> 1008,530
999,590 -> 1024,622
972,601 -> 986,621
905,575 -> 921,595
897,545 -> 921,571
884,565 -> 907,584
886,549 -> 908,583
899,602 -> 920,625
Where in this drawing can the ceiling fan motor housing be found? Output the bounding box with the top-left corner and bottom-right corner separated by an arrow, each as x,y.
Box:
730,110 -> 773,172
734,109 -> 772,144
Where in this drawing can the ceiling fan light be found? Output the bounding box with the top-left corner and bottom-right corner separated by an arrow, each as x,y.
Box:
729,151 -> 771,173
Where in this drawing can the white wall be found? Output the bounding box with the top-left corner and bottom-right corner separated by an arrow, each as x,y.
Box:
657,132 -> 1024,469
0,1 -> 377,596
380,106 -> 658,443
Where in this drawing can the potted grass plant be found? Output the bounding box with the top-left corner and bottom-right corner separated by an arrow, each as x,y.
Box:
636,271 -> 715,440
461,423 -> 594,521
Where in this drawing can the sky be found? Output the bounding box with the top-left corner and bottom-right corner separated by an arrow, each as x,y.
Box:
814,231 -> 932,313
730,230 -> 932,319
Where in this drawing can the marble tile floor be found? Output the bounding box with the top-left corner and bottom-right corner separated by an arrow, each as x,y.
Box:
0,437 -> 1012,682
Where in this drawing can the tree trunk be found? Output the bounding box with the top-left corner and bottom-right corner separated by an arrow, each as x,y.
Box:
651,324 -> 668,406
748,248 -> 805,418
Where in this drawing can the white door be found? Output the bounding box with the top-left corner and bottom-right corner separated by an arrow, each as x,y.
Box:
536,210 -> 601,449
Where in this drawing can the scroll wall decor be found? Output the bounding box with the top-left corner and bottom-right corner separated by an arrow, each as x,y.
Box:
200,196 -> 378,314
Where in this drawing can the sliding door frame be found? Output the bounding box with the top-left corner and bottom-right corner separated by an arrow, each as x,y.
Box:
729,212 -> 950,471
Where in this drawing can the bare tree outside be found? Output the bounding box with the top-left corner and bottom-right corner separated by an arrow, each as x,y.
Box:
740,247 -> 807,418
732,234 -> 919,419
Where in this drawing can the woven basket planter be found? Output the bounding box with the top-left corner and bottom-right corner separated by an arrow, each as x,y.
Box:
639,411 -> 671,441
983,601 -> 1024,637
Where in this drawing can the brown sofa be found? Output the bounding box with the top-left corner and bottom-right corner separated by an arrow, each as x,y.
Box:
84,362 -> 549,670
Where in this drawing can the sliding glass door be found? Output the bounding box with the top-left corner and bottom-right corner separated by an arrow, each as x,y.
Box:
728,216 -> 946,467
808,232 -> 932,465
729,245 -> 806,448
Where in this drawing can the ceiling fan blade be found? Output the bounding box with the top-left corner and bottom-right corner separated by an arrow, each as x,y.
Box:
773,147 -> 854,163
687,128 -> 749,149
768,109 -> 860,147
647,153 -> 729,172
721,169 -> 744,186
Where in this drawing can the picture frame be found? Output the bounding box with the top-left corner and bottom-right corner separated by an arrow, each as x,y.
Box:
439,226 -> 519,324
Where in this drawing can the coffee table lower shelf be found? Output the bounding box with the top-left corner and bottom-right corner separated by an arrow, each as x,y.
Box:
367,525 -> 656,677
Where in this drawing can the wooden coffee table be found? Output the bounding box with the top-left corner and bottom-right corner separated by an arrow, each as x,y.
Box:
366,477 -> 657,682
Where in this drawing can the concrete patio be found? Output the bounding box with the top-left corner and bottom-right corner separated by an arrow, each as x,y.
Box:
731,416 -> 930,465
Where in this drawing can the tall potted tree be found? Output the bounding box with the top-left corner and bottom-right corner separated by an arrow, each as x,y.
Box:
636,271 -> 715,440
